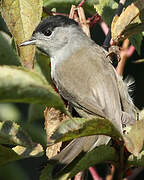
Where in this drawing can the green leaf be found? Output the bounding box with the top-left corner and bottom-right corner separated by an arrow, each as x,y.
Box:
134,58 -> 144,63
0,124 -> 43,166
129,33 -> 143,55
0,33 -> 21,66
35,52 -> 52,85
0,15 -> 10,34
0,120 -> 34,146
128,150 -> 144,166
0,162 -> 30,180
0,103 -> 21,122
43,0 -> 99,15
40,145 -> 118,180
0,144 -> 43,166
40,163 -> 53,180
0,145 -> 21,166
28,104 -> 46,123
94,0 -> 118,26
1,0 -> 43,68
69,145 -> 118,178
0,66 -> 66,112
49,117 -> 122,144
24,123 -> 47,147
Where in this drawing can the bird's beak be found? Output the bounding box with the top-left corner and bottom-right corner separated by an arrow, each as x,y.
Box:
19,37 -> 36,47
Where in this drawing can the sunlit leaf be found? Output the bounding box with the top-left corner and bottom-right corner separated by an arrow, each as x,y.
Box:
0,120 -> 34,146
128,150 -> 144,166
133,59 -> 144,63
1,0 -> 43,68
45,108 -> 68,158
49,117 -> 122,145
139,108 -> 144,119
111,0 -> 144,42
123,118 -> 144,156
13,144 -> 43,157
0,66 -> 66,112
0,103 -> 21,122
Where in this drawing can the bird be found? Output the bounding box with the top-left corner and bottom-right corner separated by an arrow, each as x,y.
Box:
19,15 -> 137,171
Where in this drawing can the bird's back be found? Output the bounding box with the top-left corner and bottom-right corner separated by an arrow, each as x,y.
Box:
53,44 -> 126,132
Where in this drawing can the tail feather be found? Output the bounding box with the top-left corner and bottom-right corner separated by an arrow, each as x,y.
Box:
52,137 -> 86,165
51,135 -> 111,176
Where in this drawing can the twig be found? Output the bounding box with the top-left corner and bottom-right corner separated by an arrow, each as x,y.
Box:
88,14 -> 101,28
126,45 -> 135,58
99,20 -> 109,35
69,5 -> 76,19
116,39 -> 135,75
116,39 -> 129,75
78,0 -> 87,8
74,171 -> 84,180
78,7 -> 90,37
89,166 -> 102,180
106,165 -> 115,180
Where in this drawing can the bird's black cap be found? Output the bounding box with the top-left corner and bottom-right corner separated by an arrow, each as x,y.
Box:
33,15 -> 78,35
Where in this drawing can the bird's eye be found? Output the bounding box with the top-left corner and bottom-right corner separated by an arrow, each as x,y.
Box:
43,29 -> 52,36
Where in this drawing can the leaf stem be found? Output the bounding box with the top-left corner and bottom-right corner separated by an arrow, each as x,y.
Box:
77,0 -> 87,8
89,166 -> 102,180
114,142 -> 125,180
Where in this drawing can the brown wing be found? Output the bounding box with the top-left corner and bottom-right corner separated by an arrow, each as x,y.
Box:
54,45 -> 123,132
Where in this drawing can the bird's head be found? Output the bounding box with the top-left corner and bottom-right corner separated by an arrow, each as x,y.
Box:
19,15 -> 80,57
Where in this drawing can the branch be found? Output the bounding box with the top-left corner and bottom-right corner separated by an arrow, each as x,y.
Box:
77,0 -> 87,8
74,171 -> 84,180
99,20 -> 109,35
116,39 -> 135,75
89,166 -> 102,180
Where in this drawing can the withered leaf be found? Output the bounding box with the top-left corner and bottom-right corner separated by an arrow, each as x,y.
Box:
44,107 -> 69,158
111,0 -> 144,42
123,118 -> 144,156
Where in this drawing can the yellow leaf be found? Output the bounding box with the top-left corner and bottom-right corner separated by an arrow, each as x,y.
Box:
111,0 -> 144,42
1,0 -> 43,69
13,144 -> 43,157
123,119 -> 144,156
44,107 -> 69,158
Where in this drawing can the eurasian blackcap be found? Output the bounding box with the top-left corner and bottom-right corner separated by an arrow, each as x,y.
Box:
20,15 -> 137,168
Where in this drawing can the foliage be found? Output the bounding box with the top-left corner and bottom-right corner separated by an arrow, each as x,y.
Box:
0,0 -> 144,180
